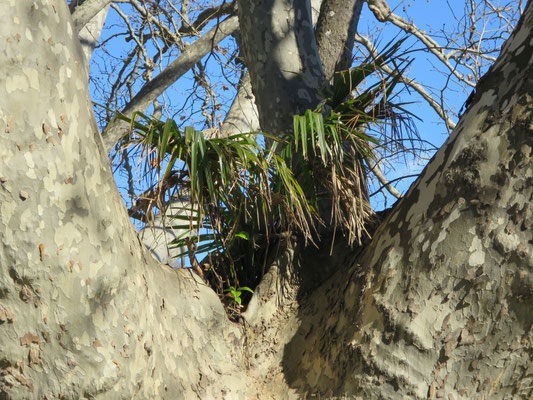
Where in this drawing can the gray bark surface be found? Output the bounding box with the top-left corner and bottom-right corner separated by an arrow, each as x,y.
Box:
138,194 -> 196,267
0,0 -> 531,399
236,0 -> 325,135
0,2 -> 251,398
77,3 -> 109,62
70,0 -> 111,33
220,71 -> 260,136
243,2 -> 533,398
315,0 -> 363,78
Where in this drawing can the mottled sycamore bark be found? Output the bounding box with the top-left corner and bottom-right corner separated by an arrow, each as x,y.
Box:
244,2 -> 533,398
0,1 -> 251,398
236,0 -> 325,135
315,0 -> 363,78
0,0 -> 532,399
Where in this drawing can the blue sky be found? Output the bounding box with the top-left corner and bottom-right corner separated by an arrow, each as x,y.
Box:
89,0 -> 518,247
356,0 -> 518,208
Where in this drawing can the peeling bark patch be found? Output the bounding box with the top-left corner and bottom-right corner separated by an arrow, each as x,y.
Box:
20,333 -> 39,346
28,346 -> 41,366
467,236 -> 485,266
39,243 -> 46,261
19,286 -> 32,303
443,141 -> 486,194
0,305 -> 15,323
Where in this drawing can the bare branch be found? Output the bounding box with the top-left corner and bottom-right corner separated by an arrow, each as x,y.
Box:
354,33 -> 457,132
365,157 -> 402,199
102,15 -> 240,151
366,0 -> 476,88
178,2 -> 236,35
127,0 -> 187,49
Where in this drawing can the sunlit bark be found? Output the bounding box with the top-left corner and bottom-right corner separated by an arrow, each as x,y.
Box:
0,0 -> 531,398
0,2 -> 250,397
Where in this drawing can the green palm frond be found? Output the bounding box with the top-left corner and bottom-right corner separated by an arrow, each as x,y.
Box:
107,111 -> 317,266
98,37 -> 417,299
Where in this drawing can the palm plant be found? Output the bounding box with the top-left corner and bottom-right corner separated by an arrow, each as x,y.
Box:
101,39 -> 417,306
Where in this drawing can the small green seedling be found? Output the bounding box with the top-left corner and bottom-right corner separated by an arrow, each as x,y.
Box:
224,286 -> 254,305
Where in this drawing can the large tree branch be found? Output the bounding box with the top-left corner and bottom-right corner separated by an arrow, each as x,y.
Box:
70,0 -> 114,33
219,0 -> 325,136
236,0 -> 325,136
220,71 -> 260,135
102,14 -> 239,151
245,3 -> 533,397
315,0 -> 364,78
0,1 -> 254,397
355,33 -> 457,132
367,0 -> 476,88
77,3 -> 110,61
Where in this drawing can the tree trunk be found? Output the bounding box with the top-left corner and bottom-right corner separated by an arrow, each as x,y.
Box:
315,0 -> 363,78
236,0 -> 325,135
243,2 -> 533,398
0,2 -> 252,398
0,1 -> 532,399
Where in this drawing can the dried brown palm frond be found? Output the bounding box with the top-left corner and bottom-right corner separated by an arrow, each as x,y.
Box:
96,38 -> 418,302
